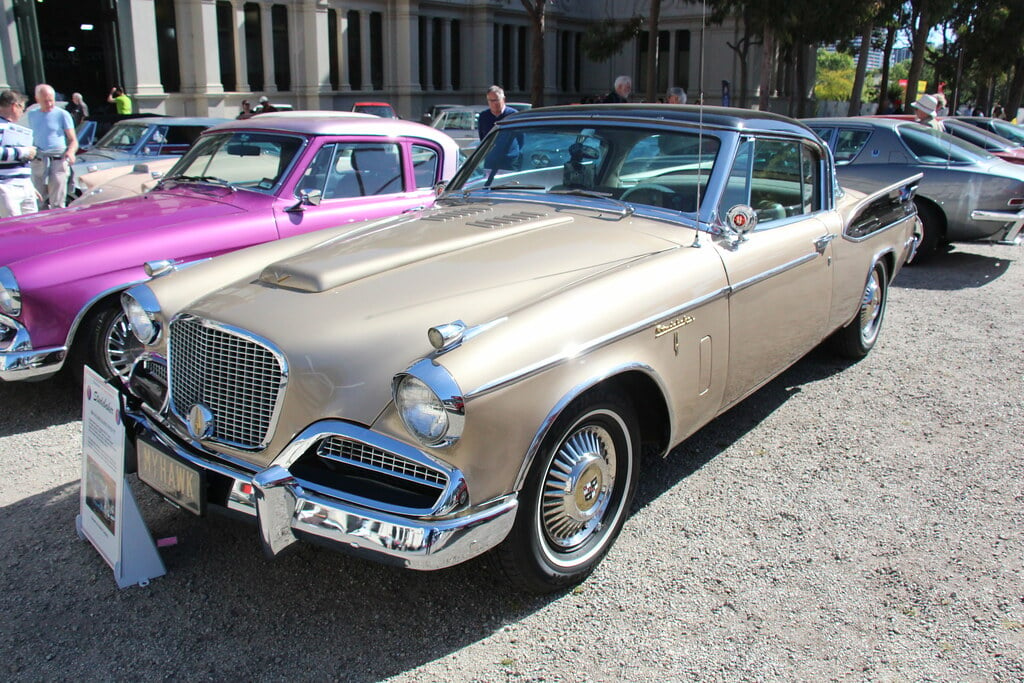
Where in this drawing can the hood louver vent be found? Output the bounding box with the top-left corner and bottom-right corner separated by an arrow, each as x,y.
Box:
421,206 -> 493,222
468,210 -> 550,229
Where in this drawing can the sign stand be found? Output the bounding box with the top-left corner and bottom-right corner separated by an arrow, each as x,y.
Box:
77,366 -> 165,588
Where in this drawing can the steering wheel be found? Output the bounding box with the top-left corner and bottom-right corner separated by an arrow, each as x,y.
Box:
620,183 -> 675,206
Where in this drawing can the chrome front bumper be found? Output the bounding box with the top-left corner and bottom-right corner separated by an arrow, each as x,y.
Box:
0,315 -> 67,381
971,208 -> 1024,245
126,410 -> 519,571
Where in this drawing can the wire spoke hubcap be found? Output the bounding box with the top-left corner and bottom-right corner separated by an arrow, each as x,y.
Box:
106,312 -> 143,378
541,424 -> 616,550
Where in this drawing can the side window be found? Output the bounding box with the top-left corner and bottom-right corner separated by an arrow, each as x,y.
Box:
320,142 -> 404,199
799,143 -> 821,215
834,129 -> 871,163
411,144 -> 440,189
750,139 -> 801,223
296,143 -> 336,198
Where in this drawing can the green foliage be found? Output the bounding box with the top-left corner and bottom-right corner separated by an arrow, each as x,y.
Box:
815,48 -> 860,101
581,16 -> 644,62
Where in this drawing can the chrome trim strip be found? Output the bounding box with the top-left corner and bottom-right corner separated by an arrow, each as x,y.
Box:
466,286 -> 730,398
729,252 -> 819,295
843,214 -> 917,243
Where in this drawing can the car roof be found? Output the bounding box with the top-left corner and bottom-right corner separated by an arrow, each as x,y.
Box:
114,116 -> 230,127
512,104 -> 821,142
807,116 -> 903,129
206,112 -> 457,144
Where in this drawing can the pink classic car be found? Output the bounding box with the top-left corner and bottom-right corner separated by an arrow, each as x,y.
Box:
0,113 -> 460,382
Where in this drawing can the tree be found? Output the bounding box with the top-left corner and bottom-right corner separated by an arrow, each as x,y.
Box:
521,0 -> 549,106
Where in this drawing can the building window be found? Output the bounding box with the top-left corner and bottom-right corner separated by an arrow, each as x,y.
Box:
370,12 -> 383,91
243,3 -> 264,90
451,20 -> 461,90
431,18 -> 443,90
637,30 -> 670,96
216,1 -> 236,92
516,26 -> 527,92
271,4 -> 290,91
328,9 -> 339,90
347,10 -> 362,90
558,31 -> 580,93
675,30 -> 690,92
155,0 -> 180,92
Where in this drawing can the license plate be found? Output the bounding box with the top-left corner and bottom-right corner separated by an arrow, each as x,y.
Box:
137,439 -> 204,516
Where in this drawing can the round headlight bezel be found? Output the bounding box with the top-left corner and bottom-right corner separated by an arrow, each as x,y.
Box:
0,267 -> 21,317
121,286 -> 162,345
392,360 -> 465,448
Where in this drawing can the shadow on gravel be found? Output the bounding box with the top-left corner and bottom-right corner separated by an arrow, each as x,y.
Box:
893,247 -> 1014,291
0,372 -> 81,437
635,345 -> 855,509
0,477 -> 551,681
0,350 -> 856,681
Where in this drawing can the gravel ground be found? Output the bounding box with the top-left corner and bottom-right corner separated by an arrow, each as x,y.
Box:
1,242 -> 1021,682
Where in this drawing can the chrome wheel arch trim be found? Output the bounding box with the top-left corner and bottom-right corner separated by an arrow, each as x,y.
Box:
512,361 -> 671,493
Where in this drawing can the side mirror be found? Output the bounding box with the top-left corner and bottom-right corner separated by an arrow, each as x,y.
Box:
285,189 -> 322,213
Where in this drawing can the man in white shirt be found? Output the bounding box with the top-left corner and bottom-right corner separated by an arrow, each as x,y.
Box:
0,89 -> 38,217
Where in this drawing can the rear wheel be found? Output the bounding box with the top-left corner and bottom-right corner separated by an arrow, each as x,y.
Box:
909,199 -> 942,263
495,390 -> 639,593
831,260 -> 888,359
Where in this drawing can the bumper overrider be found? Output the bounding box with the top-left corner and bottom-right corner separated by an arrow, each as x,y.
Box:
0,314 -> 66,381
122,403 -> 518,571
971,207 -> 1024,245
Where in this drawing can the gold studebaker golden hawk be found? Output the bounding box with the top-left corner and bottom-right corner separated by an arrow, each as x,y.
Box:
118,105 -> 921,592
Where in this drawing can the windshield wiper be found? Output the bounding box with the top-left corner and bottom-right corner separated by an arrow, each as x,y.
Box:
549,188 -> 612,198
160,174 -> 236,191
487,182 -> 546,191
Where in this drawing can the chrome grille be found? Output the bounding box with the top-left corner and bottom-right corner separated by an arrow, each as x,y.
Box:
169,316 -> 285,449
318,436 -> 448,488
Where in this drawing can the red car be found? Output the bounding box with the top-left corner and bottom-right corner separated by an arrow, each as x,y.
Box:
351,102 -> 398,119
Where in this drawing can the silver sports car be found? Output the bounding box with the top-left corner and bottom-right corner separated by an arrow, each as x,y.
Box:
807,117 -> 1024,260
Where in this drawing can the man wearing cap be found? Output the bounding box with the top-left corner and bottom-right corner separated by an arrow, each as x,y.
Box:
911,93 -> 944,131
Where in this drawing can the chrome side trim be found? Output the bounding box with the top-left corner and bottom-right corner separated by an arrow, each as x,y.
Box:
466,286 -> 730,398
729,252 -> 819,295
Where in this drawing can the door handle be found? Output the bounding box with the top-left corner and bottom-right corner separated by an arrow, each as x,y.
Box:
814,233 -> 836,254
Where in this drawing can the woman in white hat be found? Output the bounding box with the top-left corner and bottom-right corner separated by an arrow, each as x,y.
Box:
911,93 -> 944,131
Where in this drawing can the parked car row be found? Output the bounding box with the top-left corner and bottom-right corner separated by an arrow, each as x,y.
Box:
3,104 -> 1021,593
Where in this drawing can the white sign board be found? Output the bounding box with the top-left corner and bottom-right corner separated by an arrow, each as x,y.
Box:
77,366 -> 165,587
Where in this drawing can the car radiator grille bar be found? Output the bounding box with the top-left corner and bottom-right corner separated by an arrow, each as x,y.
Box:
169,317 -> 285,449
318,436 -> 448,488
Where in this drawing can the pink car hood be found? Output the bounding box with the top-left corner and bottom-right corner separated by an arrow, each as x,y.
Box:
0,188 -> 253,269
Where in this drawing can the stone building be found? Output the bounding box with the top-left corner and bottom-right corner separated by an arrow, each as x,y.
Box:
0,0 -> 800,119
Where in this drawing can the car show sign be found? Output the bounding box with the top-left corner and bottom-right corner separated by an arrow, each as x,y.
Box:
76,366 -> 165,588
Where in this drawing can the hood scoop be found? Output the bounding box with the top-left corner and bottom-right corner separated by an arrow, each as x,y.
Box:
260,211 -> 573,293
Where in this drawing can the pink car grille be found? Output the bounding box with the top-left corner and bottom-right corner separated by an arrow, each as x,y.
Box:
169,317 -> 285,449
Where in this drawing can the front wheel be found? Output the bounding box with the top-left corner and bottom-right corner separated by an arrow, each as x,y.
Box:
830,260 -> 888,359
495,390 -> 639,593
70,300 -> 144,383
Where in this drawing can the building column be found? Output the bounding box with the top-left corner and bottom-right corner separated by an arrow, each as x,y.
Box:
336,9 -> 350,92
174,0 -> 224,99
465,4 -> 491,93
117,0 -> 166,112
390,0 -> 418,118
293,1 -> 329,108
260,1 -> 276,93
667,29 -> 677,91
233,1 -> 250,92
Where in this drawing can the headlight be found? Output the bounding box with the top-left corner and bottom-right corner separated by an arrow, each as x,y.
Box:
121,286 -> 161,344
0,267 -> 21,316
393,360 -> 465,447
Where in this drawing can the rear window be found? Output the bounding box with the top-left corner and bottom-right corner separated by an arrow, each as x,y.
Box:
896,124 -> 992,163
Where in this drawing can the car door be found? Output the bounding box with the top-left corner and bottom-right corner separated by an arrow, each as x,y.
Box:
274,138 -> 443,239
715,137 -> 835,409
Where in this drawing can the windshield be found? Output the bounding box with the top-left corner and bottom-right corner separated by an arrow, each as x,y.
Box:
165,131 -> 304,192
896,124 -> 994,164
446,124 -> 721,214
94,123 -> 149,151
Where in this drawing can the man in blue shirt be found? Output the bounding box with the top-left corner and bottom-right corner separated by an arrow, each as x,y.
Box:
28,83 -> 78,209
478,85 -> 517,140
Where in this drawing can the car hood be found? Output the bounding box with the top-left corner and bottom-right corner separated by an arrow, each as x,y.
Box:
0,189 -> 247,268
179,200 -> 687,445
